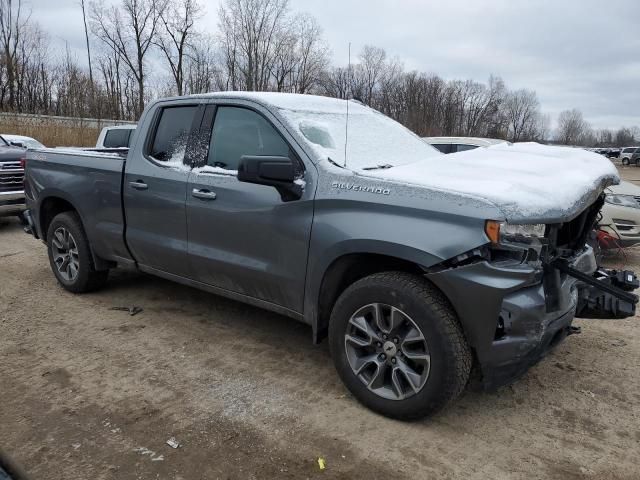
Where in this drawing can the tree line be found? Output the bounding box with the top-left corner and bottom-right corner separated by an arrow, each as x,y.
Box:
0,0 -> 636,146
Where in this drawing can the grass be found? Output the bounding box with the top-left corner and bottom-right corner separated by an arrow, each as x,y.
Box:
0,117 -> 101,147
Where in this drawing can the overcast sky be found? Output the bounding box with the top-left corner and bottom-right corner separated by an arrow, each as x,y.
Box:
30,0 -> 640,130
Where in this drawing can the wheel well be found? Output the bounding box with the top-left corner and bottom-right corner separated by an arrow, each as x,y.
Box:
39,197 -> 76,242
315,253 -> 425,342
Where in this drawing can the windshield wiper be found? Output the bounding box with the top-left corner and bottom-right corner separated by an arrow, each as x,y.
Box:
327,157 -> 345,169
362,164 -> 394,170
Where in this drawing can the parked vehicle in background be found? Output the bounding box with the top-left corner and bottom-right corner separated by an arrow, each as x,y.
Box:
619,147 -> 639,165
0,134 -> 45,149
629,150 -> 640,166
23,92 -> 638,420
95,125 -> 136,149
606,148 -> 621,158
422,136 -> 507,154
0,136 -> 26,219
599,181 -> 640,247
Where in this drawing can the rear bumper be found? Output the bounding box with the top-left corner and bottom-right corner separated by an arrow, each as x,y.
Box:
428,247 -> 596,390
0,191 -> 25,216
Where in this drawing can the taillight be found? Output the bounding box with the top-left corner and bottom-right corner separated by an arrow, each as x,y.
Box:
20,157 -> 26,169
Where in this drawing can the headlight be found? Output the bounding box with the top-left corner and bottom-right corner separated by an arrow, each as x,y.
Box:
485,220 -> 545,245
605,194 -> 639,209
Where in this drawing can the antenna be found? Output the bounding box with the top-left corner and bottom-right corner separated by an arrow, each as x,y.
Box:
344,42 -> 351,167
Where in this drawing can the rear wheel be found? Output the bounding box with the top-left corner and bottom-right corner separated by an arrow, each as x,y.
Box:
46,212 -> 109,293
329,272 -> 472,420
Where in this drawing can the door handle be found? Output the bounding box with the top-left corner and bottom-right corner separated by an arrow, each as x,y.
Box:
129,180 -> 148,190
192,188 -> 217,200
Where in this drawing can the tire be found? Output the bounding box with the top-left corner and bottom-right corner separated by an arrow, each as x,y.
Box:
46,211 -> 109,293
329,272 -> 472,420
622,158 -> 629,165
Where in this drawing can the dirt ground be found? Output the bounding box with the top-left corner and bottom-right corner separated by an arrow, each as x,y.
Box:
1,166 -> 640,480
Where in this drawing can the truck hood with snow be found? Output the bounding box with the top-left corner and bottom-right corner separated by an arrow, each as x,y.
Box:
359,142 -> 619,224
247,93 -> 619,225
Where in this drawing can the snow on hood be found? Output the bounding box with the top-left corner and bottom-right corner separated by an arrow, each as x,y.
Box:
360,142 -> 619,223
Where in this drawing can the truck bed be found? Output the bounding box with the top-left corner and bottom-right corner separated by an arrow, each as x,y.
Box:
25,148 -> 133,264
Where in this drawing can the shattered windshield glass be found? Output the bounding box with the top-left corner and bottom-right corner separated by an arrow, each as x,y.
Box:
279,103 -> 441,170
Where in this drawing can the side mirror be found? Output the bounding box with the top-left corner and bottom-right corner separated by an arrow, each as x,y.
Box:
10,141 -> 25,148
237,155 -> 302,201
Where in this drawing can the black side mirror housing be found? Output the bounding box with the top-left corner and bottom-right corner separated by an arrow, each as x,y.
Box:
10,141 -> 25,148
237,155 -> 302,201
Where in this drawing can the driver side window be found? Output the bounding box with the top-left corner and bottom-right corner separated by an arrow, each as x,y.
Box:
208,106 -> 290,171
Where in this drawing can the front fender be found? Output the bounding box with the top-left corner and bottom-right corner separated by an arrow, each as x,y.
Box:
302,198 -> 491,340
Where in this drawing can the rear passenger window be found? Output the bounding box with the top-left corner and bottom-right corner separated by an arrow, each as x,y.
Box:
149,106 -> 198,164
208,107 -> 290,171
103,129 -> 131,148
454,144 -> 478,152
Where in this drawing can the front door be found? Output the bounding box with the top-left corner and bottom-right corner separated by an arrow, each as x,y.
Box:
186,104 -> 314,313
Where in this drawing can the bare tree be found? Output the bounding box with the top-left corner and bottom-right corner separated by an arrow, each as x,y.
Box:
556,108 -> 589,145
614,127 -> 635,146
218,0 -> 289,91
320,66 -> 350,99
289,14 -> 328,93
268,24 -> 297,91
90,0 -> 166,116
502,89 -> 539,142
534,113 -> 551,142
17,22 -> 50,113
357,45 -> 386,104
596,128 -> 614,146
0,0 -> 29,110
268,13 -> 328,93
184,34 -> 226,93
156,0 -> 201,96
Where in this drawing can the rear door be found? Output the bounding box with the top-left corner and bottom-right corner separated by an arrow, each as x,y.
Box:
185,102 -> 314,313
124,103 -> 202,276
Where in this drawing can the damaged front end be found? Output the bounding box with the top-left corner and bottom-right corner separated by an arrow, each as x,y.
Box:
426,194 -> 638,390
543,195 -> 638,319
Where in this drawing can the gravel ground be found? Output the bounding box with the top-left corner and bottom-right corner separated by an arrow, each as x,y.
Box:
1,166 -> 639,479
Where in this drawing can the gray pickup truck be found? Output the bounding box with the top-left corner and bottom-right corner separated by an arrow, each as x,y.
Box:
0,136 -> 27,219
23,92 -> 638,419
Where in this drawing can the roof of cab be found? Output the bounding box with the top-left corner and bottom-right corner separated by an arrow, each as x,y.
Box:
186,91 -> 367,114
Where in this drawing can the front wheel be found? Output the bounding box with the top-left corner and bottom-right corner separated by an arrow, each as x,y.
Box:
622,158 -> 630,165
46,212 -> 109,293
329,272 -> 472,420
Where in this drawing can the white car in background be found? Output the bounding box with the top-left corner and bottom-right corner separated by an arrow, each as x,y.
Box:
95,124 -> 136,149
1,134 -> 45,149
422,136 -> 508,154
619,147 -> 639,165
600,181 -> 640,247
